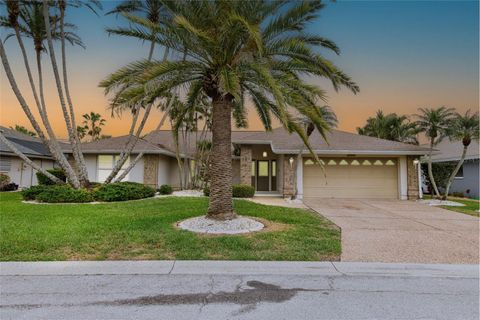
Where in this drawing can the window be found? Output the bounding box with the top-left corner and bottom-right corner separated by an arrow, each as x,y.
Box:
339,159 -> 349,166
351,160 -> 360,166
373,160 -> 383,166
455,165 -> 464,179
304,159 -> 314,165
97,155 -> 129,182
0,157 -> 11,172
385,160 -> 396,166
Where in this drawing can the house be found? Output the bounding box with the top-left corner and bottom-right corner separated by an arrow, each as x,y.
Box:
0,126 -> 57,188
69,127 -> 431,200
421,140 -> 479,198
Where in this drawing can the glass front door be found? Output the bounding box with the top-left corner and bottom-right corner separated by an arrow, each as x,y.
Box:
252,160 -> 277,192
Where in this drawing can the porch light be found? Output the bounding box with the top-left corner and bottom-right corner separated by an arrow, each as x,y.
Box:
289,157 -> 294,167
262,151 -> 268,158
413,159 -> 419,165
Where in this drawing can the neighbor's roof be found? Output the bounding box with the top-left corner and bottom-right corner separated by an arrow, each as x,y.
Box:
65,135 -> 178,157
422,139 -> 480,162
0,126 -> 53,159
144,127 -> 431,156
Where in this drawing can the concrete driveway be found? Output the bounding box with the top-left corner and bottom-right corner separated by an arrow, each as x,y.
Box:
303,198 -> 479,264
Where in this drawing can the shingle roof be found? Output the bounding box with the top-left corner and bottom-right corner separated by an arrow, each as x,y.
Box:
0,126 -> 53,159
422,139 -> 480,162
144,127 -> 431,156
67,135 -> 177,157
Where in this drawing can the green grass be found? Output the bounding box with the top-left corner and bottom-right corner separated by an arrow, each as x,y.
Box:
0,192 -> 340,261
423,195 -> 480,217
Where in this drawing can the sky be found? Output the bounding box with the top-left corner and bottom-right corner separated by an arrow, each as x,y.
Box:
1,0 -> 478,138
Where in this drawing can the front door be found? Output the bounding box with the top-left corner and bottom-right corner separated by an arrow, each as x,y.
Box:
252,160 -> 277,192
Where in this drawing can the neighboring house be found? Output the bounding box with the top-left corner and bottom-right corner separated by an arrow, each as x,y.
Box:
0,126 -> 56,188
71,127 -> 430,200
421,140 -> 479,198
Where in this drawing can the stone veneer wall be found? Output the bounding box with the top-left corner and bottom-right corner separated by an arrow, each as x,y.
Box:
283,156 -> 295,197
143,154 -> 158,188
240,145 -> 252,185
407,155 -> 419,200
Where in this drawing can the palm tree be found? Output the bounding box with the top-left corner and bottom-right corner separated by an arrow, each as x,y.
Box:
106,0 -> 170,61
415,107 -> 456,197
1,0 -> 84,187
357,110 -> 419,144
11,124 -> 36,137
80,112 -> 106,141
443,110 -> 479,199
100,0 -> 359,220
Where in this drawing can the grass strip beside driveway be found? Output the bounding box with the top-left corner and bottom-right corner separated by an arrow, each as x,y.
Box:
0,192 -> 340,261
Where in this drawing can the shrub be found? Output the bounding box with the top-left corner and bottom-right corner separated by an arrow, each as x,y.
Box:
21,185 -> 50,200
232,184 -> 255,198
35,185 -> 93,203
203,186 -> 210,197
158,184 -> 173,195
0,173 -> 10,188
0,183 -> 18,192
203,184 -> 255,198
451,191 -> 465,198
36,169 -> 67,185
93,182 -> 155,202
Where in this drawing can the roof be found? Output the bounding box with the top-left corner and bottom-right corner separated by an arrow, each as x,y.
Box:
144,127 -> 431,156
422,139 -> 480,162
0,126 -> 53,159
66,135 -> 178,157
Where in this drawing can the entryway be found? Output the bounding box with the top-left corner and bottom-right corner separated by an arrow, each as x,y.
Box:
251,160 -> 277,192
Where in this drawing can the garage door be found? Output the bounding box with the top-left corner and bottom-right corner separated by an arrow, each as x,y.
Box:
303,158 -> 398,199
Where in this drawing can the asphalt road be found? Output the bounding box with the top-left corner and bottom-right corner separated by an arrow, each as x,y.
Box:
1,261 -> 478,320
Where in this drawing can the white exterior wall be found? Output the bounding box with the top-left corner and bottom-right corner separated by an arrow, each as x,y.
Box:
128,156 -> 144,183
398,156 -> 408,200
2,156 -> 55,188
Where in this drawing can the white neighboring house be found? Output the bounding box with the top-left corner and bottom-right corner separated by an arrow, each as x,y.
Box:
421,140 -> 480,198
0,126 -> 57,188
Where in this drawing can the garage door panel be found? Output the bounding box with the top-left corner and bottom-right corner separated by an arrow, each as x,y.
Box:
303,158 -> 398,199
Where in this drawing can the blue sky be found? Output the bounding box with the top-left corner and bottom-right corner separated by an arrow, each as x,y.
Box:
1,0 -> 478,136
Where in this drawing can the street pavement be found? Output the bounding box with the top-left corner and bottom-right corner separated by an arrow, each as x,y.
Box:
1,261 -> 479,320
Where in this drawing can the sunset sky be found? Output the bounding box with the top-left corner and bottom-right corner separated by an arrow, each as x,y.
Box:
1,0 -> 478,139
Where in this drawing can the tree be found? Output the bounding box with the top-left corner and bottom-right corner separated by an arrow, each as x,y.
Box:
100,0 -> 359,220
357,110 -> 419,144
79,112 -> 106,141
415,107 -> 456,198
10,124 -> 36,136
443,110 -> 479,199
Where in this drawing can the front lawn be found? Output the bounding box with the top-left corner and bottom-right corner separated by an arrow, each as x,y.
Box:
440,198 -> 480,217
0,192 -> 340,261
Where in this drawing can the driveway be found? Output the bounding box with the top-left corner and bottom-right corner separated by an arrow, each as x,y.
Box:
303,198 -> 479,264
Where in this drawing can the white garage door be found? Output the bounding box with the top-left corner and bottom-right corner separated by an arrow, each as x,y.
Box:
303,158 -> 399,199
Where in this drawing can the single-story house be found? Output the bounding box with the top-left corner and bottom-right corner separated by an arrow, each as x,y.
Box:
421,140 -> 479,198
0,126 -> 57,188
68,127 -> 431,200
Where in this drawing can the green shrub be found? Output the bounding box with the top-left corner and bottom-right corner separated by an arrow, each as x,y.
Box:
451,191 -> 465,198
203,186 -> 210,197
35,185 -> 93,203
21,185 -> 50,200
36,169 -> 67,185
203,185 -> 255,198
158,184 -> 173,195
232,184 -> 255,198
93,182 -> 155,202
0,173 -> 10,188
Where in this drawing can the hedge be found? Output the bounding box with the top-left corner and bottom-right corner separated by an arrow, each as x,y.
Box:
36,169 -> 67,185
35,185 -> 93,203
93,182 -> 156,202
158,184 -> 173,195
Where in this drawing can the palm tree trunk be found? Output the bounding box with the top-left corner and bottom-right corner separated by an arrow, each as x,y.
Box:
0,36 -> 80,188
0,132 -> 64,185
206,95 -> 235,220
59,5 -> 89,185
443,145 -> 469,199
147,40 -> 155,61
114,153 -> 144,183
42,1 -> 87,187
427,139 -> 441,198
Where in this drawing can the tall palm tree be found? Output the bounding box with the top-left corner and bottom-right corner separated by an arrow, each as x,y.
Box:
100,0 -> 359,220
443,110 -> 479,199
415,107 -> 456,197
106,0 -> 170,61
357,110 -> 419,144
